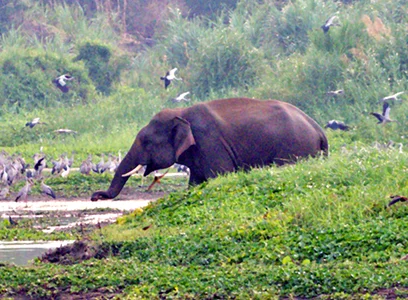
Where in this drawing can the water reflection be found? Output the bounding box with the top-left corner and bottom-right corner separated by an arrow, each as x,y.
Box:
0,241 -> 75,266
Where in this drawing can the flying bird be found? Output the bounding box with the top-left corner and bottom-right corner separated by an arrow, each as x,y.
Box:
326,90 -> 344,96
160,68 -> 182,89
53,74 -> 74,93
388,195 -> 408,207
54,129 -> 77,134
25,118 -> 46,128
380,91 -> 404,102
370,102 -> 397,124
321,15 -> 340,33
324,120 -> 350,131
172,92 -> 190,103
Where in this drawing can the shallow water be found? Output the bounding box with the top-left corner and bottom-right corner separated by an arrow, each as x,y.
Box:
0,241 -> 75,266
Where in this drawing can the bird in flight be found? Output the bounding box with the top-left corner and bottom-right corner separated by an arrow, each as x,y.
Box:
160,68 -> 182,89
54,129 -> 77,134
380,91 -> 404,102
370,102 -> 397,124
321,15 -> 340,33
326,89 -> 344,96
325,120 -> 350,131
53,74 -> 74,93
172,91 -> 190,103
25,118 -> 46,128
388,195 -> 408,207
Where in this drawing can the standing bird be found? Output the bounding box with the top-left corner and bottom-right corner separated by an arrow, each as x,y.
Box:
380,91 -> 404,103
61,165 -> 70,178
325,120 -> 350,131
15,179 -> 34,202
53,74 -> 74,93
25,118 -> 46,128
172,92 -> 190,103
321,15 -> 340,33
160,68 -> 182,89
41,179 -> 56,199
80,155 -> 93,175
370,102 -> 397,124
326,90 -> 344,97
388,195 -> 408,207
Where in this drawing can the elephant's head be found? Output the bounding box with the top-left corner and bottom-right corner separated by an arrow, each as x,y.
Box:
91,112 -> 195,201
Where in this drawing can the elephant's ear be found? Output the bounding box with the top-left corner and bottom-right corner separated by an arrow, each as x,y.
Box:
172,117 -> 196,160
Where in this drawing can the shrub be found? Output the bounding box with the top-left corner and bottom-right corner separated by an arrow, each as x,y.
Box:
74,41 -> 127,95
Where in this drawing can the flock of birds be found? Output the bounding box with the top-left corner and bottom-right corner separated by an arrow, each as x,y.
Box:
0,149 -> 190,203
324,91 -> 405,131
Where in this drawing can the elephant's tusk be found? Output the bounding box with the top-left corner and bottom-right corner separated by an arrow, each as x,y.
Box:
122,164 -> 144,177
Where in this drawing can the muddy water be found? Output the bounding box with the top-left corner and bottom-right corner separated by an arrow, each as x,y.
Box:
0,241 -> 75,265
0,198 -> 160,265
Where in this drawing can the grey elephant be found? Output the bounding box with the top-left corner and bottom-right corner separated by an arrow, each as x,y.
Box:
91,98 -> 328,201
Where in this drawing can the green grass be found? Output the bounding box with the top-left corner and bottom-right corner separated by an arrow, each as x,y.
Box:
1,143 -> 408,298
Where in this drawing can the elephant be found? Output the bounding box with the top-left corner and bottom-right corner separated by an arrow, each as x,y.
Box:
91,97 -> 328,201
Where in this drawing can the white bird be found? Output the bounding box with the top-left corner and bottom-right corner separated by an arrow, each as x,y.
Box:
61,165 -> 70,178
25,118 -> 46,128
326,90 -> 344,96
370,102 -> 396,124
380,92 -> 404,102
321,15 -> 340,33
54,129 -> 77,134
53,74 -> 74,93
172,92 -> 190,103
160,68 -> 182,89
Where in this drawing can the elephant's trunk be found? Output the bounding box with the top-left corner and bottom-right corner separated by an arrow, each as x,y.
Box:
91,149 -> 139,201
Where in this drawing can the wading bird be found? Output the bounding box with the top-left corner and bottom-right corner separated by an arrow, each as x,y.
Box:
172,92 -> 190,103
321,15 -> 340,33
41,179 -> 56,199
160,68 -> 182,89
53,74 -> 74,93
324,120 -> 350,131
380,91 -> 404,102
370,102 -> 397,124
15,179 -> 34,202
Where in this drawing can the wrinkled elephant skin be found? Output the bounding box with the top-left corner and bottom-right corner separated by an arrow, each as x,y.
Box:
91,98 -> 328,201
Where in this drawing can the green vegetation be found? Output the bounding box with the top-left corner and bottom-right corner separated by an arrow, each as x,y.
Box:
0,0 -> 408,298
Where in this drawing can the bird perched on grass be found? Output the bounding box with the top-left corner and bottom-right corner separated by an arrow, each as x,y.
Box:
370,102 -> 397,124
326,90 -> 344,97
380,91 -> 404,103
325,120 -> 350,131
160,68 -> 182,89
321,15 -> 340,33
25,118 -> 46,128
172,92 -> 190,103
15,179 -> 34,202
53,74 -> 74,93
388,195 -> 408,207
40,179 -> 56,199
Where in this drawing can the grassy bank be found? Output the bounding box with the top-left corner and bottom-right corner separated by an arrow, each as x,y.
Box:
1,136 -> 408,298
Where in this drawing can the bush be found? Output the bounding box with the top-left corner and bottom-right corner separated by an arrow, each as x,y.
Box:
74,41 -> 127,95
0,48 -> 94,112
188,24 -> 265,97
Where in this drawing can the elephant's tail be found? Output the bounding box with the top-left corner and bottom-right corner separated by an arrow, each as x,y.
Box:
320,133 -> 329,157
